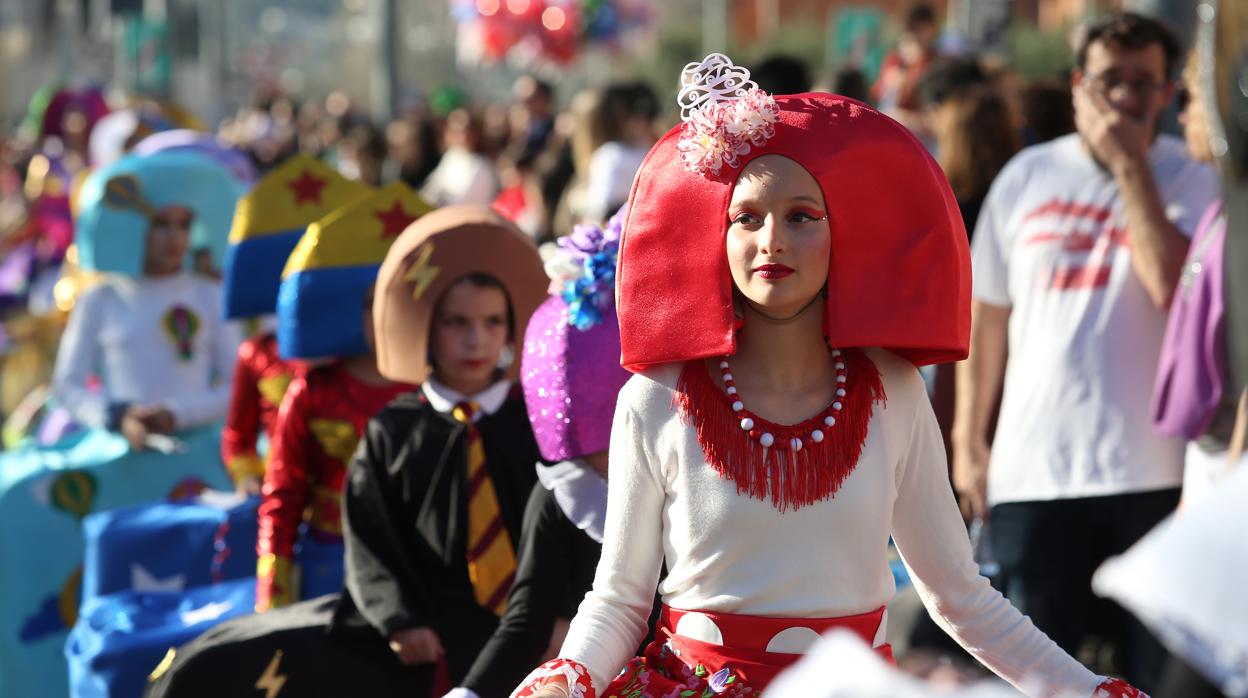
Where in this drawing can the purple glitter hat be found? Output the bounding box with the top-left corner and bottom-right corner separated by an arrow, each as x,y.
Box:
521,209 -> 631,462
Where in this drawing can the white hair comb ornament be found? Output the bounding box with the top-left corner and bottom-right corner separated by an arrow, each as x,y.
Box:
676,53 -> 779,175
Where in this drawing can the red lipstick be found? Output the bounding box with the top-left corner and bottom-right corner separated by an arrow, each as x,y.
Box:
754,264 -> 794,280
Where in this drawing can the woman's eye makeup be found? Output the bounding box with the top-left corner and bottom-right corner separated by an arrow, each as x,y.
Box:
730,208 -> 825,226
789,207 -> 826,222
730,210 -> 758,226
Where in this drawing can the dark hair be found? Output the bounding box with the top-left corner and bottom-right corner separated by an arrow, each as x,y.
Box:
530,79 -> 555,102
445,107 -> 487,155
905,3 -> 937,31
830,67 -> 869,103
1074,12 -> 1182,78
751,55 -> 813,96
918,56 -> 988,109
624,82 -> 659,121
1021,77 -> 1076,144
937,85 -> 1021,201
596,82 -> 658,145
347,124 -> 387,161
594,87 -> 630,146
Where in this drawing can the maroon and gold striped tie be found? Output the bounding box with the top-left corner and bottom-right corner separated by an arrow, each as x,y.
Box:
452,401 -> 516,616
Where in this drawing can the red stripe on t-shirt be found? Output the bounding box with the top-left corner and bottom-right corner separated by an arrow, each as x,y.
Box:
1021,199 -> 1115,224
1024,231 -> 1098,251
1049,265 -> 1113,290
1023,227 -> 1129,252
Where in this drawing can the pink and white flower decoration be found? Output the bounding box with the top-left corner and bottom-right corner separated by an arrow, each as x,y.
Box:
676,53 -> 779,175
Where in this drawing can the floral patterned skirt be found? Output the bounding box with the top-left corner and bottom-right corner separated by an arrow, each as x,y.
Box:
511,606 -> 893,698
513,604 -> 1148,698
601,606 -> 894,697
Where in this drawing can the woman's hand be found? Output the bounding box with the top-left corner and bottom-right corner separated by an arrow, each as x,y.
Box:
527,678 -> 570,698
388,626 -> 444,665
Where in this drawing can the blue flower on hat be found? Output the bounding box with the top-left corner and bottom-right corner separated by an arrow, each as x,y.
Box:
547,205 -> 626,331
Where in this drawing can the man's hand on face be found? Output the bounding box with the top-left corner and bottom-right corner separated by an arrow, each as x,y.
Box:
1074,83 -> 1152,176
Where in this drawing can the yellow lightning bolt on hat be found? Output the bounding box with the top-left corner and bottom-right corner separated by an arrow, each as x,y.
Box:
402,243 -> 441,301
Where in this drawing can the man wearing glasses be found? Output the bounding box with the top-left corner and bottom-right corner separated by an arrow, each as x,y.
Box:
953,12 -> 1219,692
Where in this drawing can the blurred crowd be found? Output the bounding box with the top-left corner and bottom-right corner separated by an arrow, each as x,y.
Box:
0,3 -> 1241,698
0,2 -> 1111,258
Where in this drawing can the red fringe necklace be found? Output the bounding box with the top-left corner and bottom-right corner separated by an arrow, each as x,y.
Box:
673,348 -> 886,512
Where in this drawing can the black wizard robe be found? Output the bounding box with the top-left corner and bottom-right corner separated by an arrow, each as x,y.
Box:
145,386 -> 539,698
330,385 -> 541,691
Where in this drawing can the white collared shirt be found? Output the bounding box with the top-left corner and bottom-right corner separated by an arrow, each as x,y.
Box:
420,378 -> 512,421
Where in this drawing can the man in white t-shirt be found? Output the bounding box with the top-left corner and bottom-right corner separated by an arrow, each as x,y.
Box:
952,12 -> 1219,692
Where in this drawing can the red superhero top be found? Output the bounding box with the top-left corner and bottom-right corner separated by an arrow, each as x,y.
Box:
220,332 -> 298,487
255,361 -> 413,610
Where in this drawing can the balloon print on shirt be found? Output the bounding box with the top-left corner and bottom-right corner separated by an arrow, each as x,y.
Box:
51,470 -> 98,521
162,305 -> 201,361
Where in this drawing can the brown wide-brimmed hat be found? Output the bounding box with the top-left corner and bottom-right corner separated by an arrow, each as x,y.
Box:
373,205 -> 548,384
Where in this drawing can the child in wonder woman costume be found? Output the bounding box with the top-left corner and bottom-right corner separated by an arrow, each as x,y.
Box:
514,54 -> 1147,698
254,183 -> 425,611
219,155 -> 371,493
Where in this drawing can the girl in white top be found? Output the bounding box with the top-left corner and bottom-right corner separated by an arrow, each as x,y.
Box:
512,55 -> 1146,698
52,150 -> 242,449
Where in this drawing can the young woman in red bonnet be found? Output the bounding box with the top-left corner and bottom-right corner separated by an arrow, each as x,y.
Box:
513,54 -> 1147,698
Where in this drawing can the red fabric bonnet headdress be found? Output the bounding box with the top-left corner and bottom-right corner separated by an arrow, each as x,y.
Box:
616,53 -> 971,372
